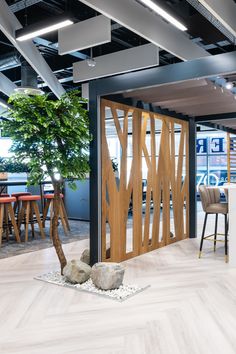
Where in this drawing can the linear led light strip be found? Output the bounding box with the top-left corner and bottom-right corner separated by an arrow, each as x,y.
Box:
16,19 -> 73,42
139,0 -> 187,31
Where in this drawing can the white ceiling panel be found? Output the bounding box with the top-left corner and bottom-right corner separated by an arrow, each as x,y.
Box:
78,0 -> 209,61
73,43 -> 159,82
59,15 -> 111,55
198,0 -> 236,38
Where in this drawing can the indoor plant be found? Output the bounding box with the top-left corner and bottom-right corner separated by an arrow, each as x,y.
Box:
0,91 -> 91,273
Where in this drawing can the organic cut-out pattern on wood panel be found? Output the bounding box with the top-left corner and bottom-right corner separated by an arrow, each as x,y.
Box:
101,99 -> 189,262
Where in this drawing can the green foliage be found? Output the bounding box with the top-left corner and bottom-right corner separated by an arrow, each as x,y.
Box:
0,157 -> 29,173
0,157 -> 5,172
0,91 -> 91,186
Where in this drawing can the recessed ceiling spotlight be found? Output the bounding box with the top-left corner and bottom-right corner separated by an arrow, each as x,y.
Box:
225,81 -> 233,90
138,0 -> 187,31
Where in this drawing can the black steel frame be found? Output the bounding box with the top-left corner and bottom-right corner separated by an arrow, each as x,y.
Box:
89,50 -> 236,263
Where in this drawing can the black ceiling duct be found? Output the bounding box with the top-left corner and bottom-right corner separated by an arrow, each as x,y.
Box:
15,60 -> 44,95
0,52 -> 20,72
21,60 -> 38,88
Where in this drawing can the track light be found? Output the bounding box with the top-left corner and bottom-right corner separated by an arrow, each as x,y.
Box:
138,0 -> 187,31
16,16 -> 73,42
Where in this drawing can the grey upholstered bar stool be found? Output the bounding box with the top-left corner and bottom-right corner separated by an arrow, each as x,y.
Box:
199,185 -> 228,262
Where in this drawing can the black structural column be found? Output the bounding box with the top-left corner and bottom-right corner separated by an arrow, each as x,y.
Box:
89,82 -> 101,265
189,117 -> 197,238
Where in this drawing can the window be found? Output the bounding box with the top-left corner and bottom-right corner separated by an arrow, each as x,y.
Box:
0,137 -> 13,158
196,130 -> 227,189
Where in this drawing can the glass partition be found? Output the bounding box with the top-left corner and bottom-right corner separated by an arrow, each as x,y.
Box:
196,129 -> 227,189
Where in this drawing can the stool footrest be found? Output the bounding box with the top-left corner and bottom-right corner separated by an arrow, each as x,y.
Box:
204,233 -> 228,242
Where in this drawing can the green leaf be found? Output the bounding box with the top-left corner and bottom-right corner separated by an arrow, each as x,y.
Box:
1,90 -> 91,190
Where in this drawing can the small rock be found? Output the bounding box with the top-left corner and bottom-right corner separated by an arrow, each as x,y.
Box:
80,249 -> 90,265
63,260 -> 91,284
91,262 -> 125,290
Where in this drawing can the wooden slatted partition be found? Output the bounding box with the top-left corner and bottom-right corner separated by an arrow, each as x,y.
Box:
101,99 -> 189,262
227,132 -> 236,183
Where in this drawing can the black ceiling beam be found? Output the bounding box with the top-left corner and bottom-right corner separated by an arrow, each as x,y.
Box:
40,0 -> 64,14
102,95 -> 190,121
199,122 -> 236,134
196,112 -> 236,122
111,35 -> 133,49
91,50 -> 236,97
150,105 -> 190,121
103,94 -> 133,106
9,0 -> 43,13
33,37 -> 89,60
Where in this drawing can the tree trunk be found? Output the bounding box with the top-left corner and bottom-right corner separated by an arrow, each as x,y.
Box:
51,179 -> 67,274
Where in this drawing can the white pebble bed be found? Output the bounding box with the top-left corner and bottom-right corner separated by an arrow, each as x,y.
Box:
35,271 -> 149,302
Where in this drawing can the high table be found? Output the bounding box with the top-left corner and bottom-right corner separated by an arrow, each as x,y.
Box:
0,180 -> 53,210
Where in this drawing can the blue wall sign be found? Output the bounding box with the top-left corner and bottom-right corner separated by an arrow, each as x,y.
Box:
196,137 -> 225,154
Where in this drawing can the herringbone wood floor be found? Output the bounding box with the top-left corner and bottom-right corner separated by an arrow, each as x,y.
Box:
0,237 -> 236,354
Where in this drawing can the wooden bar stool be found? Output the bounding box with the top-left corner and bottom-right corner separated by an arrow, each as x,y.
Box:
0,197 -> 20,246
18,195 -> 45,242
42,194 -> 70,238
11,192 -> 32,217
0,194 -> 11,239
199,185 -> 228,262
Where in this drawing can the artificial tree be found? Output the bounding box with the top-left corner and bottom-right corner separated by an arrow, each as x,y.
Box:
0,91 -> 90,273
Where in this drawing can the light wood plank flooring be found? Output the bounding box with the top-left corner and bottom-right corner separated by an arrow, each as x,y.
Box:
0,237 -> 236,354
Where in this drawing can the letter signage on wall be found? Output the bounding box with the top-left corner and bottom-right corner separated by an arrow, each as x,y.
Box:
196,136 -> 226,154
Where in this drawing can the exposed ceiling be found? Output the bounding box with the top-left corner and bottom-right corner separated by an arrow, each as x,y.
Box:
0,0 -> 235,99
120,76 -> 236,133
123,78 -> 236,117
0,0 -> 236,132
209,118 -> 236,130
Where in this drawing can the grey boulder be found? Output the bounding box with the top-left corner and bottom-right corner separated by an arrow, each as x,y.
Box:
80,249 -> 90,265
91,262 -> 125,290
63,260 -> 91,284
